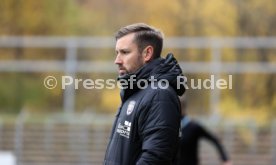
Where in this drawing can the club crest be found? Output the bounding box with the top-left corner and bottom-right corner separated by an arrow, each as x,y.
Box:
126,101 -> 136,115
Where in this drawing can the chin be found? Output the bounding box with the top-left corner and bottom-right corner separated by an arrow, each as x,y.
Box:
118,73 -> 125,77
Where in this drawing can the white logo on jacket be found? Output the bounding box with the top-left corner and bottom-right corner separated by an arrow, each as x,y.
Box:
126,101 -> 136,115
116,120 -> 132,138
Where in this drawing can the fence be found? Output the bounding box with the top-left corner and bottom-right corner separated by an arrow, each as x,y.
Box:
0,113 -> 276,165
1,37 -> 276,117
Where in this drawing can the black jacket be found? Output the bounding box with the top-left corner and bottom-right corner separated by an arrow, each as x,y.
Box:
104,54 -> 185,165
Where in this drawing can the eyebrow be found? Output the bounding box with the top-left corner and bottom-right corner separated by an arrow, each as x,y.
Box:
115,48 -> 130,53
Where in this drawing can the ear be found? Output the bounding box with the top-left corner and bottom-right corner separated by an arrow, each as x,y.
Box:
142,46 -> 154,63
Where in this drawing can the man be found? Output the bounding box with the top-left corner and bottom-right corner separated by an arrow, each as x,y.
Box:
104,23 -> 185,165
177,96 -> 232,165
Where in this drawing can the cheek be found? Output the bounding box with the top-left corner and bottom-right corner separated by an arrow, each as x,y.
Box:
124,57 -> 136,71
132,57 -> 144,71
124,53 -> 144,72
135,55 -> 144,67
126,60 -> 136,71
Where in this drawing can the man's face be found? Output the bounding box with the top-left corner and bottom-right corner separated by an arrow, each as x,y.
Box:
114,33 -> 145,77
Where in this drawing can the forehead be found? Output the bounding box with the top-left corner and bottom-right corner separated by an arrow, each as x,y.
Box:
115,33 -> 136,49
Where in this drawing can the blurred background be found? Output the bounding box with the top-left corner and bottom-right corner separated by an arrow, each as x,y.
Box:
0,0 -> 275,165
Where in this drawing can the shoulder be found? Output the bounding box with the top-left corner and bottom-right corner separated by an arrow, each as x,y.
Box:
135,82 -> 181,122
142,82 -> 178,103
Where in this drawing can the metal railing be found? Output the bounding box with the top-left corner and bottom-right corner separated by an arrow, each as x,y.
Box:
0,112 -> 275,165
0,36 -> 276,117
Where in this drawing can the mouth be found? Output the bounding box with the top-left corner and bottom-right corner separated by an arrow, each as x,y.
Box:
118,67 -> 126,76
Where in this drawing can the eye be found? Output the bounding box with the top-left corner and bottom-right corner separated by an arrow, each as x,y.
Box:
122,50 -> 130,55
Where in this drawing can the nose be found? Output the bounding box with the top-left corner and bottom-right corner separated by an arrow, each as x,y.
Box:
114,54 -> 122,65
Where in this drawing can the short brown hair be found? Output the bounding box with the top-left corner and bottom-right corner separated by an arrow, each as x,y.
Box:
115,23 -> 163,59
